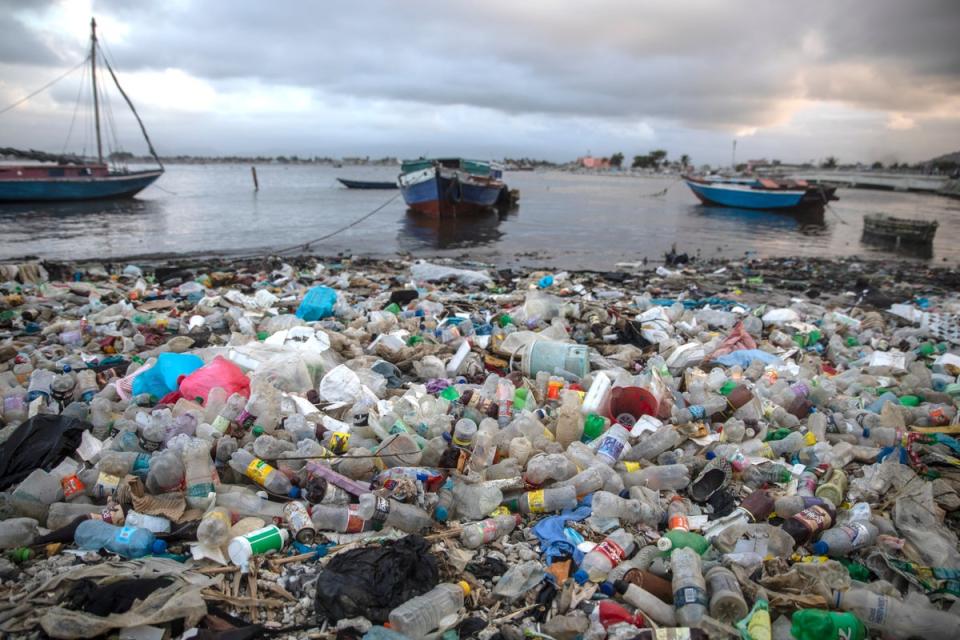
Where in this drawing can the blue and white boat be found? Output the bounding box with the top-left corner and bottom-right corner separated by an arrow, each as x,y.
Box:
684,175 -> 833,211
398,158 -> 508,217
0,18 -> 162,203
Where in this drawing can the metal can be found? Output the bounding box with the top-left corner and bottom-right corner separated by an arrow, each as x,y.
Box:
283,501 -> 316,545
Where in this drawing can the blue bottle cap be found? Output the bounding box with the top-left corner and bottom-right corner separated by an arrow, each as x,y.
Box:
705,451 -> 716,460
811,541 -> 829,556
288,487 -> 300,498
573,569 -> 589,585
151,539 -> 168,555
434,506 -> 449,522
599,582 -> 615,596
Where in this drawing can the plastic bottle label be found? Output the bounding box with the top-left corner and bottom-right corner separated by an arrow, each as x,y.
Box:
245,458 -> 275,486
94,473 -> 121,499
187,481 -> 216,498
595,538 -> 626,566
61,474 -> 85,499
481,519 -> 499,542
622,461 -> 641,473
371,496 -> 391,524
243,525 -> 285,554
212,415 -> 232,433
527,490 -> 547,513
329,432 -> 350,452
597,435 -> 625,462
840,522 -> 871,548
674,586 -> 708,608
668,513 -> 690,531
115,524 -> 136,544
345,505 -> 365,533
132,454 -> 151,477
793,505 -> 833,536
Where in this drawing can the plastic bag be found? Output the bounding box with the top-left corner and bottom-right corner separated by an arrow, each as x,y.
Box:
132,352 -> 203,400
314,534 -> 438,623
0,415 -> 87,491
410,261 -> 492,285
178,356 -> 250,403
296,286 -> 337,321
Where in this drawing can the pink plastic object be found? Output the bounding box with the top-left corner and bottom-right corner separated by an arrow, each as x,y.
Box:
606,386 -> 659,422
178,356 -> 250,404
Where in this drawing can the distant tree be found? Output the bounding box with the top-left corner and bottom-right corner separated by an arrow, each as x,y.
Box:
871,161 -> 884,170
109,151 -> 134,161
679,154 -> 690,169
821,156 -> 838,169
610,152 -> 624,168
632,154 -> 653,169
650,149 -> 668,168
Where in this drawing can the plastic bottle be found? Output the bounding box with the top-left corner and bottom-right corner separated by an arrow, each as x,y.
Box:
671,546 -> 707,626
591,490 -> 659,526
614,581 -> 677,626
815,468 -> 848,506
555,390 -> 583,448
0,518 -> 38,549
812,520 -> 878,557
782,501 -> 836,548
311,503 -> 369,533
704,565 -> 748,623
667,495 -> 690,531
76,369 -> 98,402
626,426 -> 682,462
510,485 -> 577,514
26,369 -> 55,401
227,524 -> 288,572
74,520 -> 165,558
98,451 -> 152,478
145,449 -> 185,494
357,494 -> 433,533
622,464 -> 690,491
496,379 -> 515,428
452,418 -> 478,447
574,527 -> 637,583
595,423 -> 631,465
461,514 -> 520,549
212,392 -> 246,433
228,449 -> 293,495
46,502 -> 103,530
557,466 -> 604,496
790,609 -> 865,640
197,507 -> 233,547
388,582 -> 470,638
182,439 -> 217,508
124,510 -> 172,534
768,431 -> 805,456
741,462 -> 792,489
581,373 -> 611,416
774,495 -> 826,519
214,490 -> 284,519
524,453 -> 577,485
657,529 -> 711,556
834,587 -> 959,640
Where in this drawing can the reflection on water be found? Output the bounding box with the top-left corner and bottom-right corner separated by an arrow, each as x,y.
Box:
691,204 -> 826,230
861,232 -> 934,259
398,206 -> 517,251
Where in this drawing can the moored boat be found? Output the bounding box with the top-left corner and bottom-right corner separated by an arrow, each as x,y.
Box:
399,158 -> 507,217
863,213 -> 938,245
684,175 -> 835,211
336,178 -> 398,190
0,18 -> 162,203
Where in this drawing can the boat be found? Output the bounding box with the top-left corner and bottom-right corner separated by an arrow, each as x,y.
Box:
336,178 -> 398,190
863,214 -> 938,246
0,18 -> 162,203
398,158 -> 509,217
684,175 -> 836,211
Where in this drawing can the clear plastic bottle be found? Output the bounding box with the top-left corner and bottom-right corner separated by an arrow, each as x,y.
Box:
451,482 -> 504,521
555,390 -> 583,448
595,423 -> 631,465
145,449 -> 185,494
212,392 -> 246,433
197,507 -> 233,547
782,501 -> 836,547
524,453 -> 577,485
774,495 -> 826,519
215,489 -> 284,519
557,466 -> 604,496
667,495 -> 690,531
704,565 -> 747,623
834,587 -> 960,640
311,503 -> 369,533
511,485 -> 578,514
0,518 -> 38,549
671,546 -> 707,626
622,464 -> 691,491
625,426 -> 682,462
74,519 -> 165,558
769,431 -> 805,457
228,449 -> 293,495
591,490 -> 659,526
452,418 -> 478,447
183,438 -> 217,508
574,527 -> 637,583
76,369 -> 98,402
124,510 -> 171,533
46,502 -> 102,530
614,581 -> 677,626
812,520 -> 878,557
357,494 -> 433,533
461,514 -> 520,549
388,582 -> 470,638
98,451 -> 152,478
90,397 -> 114,440
26,369 -> 55,401
815,468 -> 848,506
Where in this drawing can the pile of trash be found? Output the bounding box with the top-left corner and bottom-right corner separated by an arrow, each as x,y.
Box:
0,254 -> 958,640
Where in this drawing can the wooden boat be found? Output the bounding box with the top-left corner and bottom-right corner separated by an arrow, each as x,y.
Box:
336,178 -> 397,190
0,18 -> 162,203
684,175 -> 836,211
863,214 -> 938,245
398,158 -> 508,217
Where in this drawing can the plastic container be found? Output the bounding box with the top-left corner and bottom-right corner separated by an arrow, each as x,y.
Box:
812,520 -> 878,557
606,386 -> 659,423
782,501 -> 836,547
228,449 -> 293,496
311,504 -> 369,533
461,514 -> 520,549
595,423 -> 631,465
525,453 -> 578,485
510,485 -> 577,514
227,524 -> 288,572
615,581 -> 677,626
704,565 -> 747,624
74,520 -> 165,558
574,527 -> 636,583
522,341 -> 589,379
197,507 -> 233,547
834,587 -> 959,640
388,582 -> 470,638
671,546 -> 707,626
790,609 -> 865,640
357,494 -> 433,533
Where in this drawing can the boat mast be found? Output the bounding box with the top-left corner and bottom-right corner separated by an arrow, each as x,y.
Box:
90,17 -> 103,165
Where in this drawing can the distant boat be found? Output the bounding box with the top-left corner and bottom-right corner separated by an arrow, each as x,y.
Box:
0,18 -> 163,203
399,158 -> 509,217
337,178 -> 398,190
863,213 -> 938,245
684,175 -> 836,211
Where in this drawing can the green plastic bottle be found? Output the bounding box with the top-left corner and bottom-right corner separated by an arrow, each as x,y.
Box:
790,609 -> 865,640
657,529 -> 710,556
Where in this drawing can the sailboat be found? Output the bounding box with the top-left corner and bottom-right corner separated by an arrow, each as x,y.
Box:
0,18 -> 163,202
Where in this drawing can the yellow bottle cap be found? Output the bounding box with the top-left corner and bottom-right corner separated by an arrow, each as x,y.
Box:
458,580 -> 471,596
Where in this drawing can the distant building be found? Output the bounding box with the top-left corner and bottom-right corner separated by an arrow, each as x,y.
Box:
578,156 -> 611,169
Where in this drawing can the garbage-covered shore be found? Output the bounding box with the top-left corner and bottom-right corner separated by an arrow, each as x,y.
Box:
0,252 -> 959,640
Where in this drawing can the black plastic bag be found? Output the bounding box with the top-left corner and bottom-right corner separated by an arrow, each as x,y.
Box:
0,415 -> 88,491
315,534 -> 438,624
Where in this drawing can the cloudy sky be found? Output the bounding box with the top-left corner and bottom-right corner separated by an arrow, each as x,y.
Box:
1,0 -> 958,165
